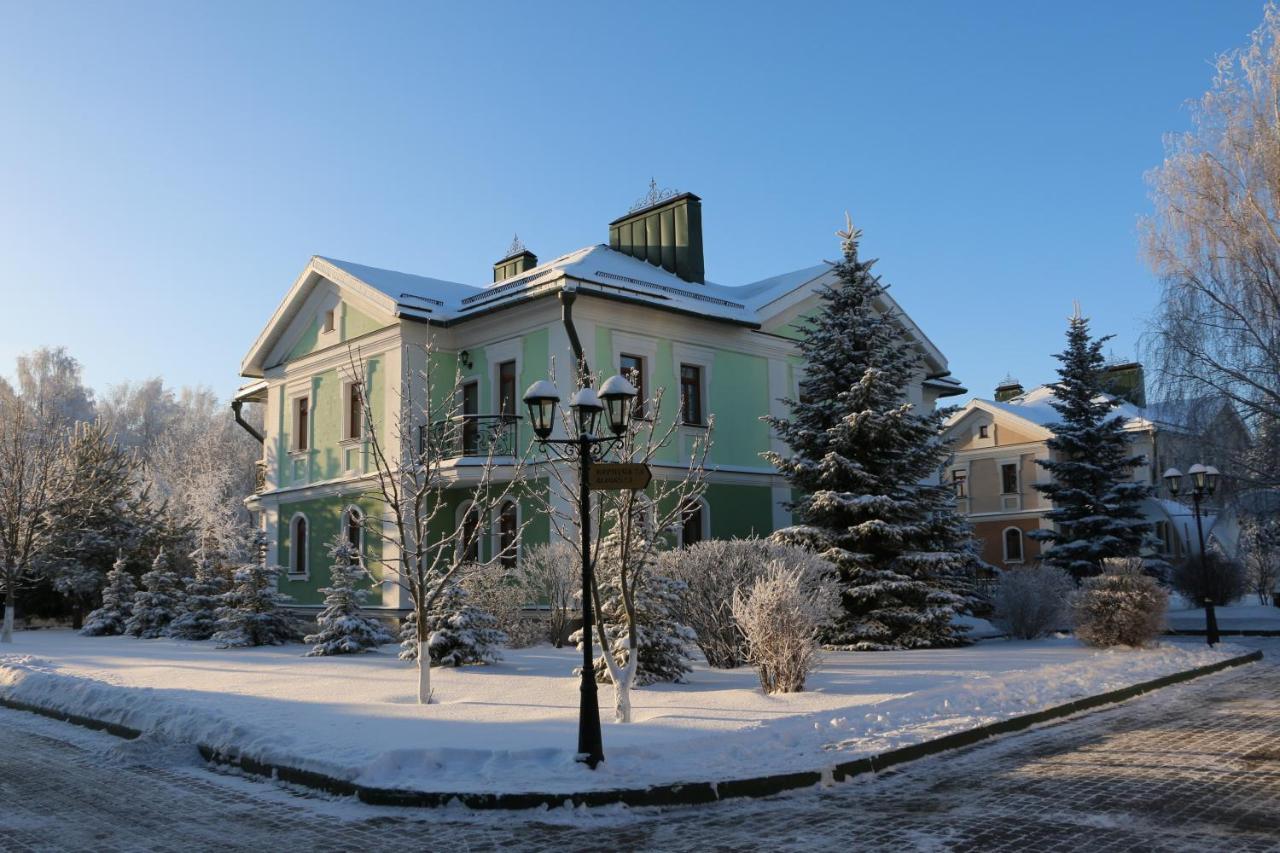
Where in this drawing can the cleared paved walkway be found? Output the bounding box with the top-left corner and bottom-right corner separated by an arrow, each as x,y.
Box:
2,641 -> 1277,852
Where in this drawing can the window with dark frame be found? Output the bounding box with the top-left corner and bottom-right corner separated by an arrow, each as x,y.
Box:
680,364 -> 703,425
1004,527 -> 1024,562
461,381 -> 479,454
348,383 -> 363,440
620,354 -> 645,418
681,501 -> 704,546
1001,463 -> 1019,495
498,501 -> 518,569
323,309 -> 335,333
953,470 -> 967,499
978,425 -> 989,439
345,508 -> 362,565
498,360 -> 517,420
461,505 -> 481,563
291,516 -> 308,575
294,397 -> 309,451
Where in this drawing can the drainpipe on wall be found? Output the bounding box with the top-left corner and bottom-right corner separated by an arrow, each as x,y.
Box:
560,284 -> 589,385
231,399 -> 264,444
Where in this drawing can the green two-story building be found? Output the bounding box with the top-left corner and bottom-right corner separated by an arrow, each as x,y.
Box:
235,191 -> 964,609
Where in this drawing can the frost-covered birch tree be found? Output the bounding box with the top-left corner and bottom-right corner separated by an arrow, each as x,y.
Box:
350,342 -> 526,703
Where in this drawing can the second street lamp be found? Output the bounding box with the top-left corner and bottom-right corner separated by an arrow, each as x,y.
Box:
523,373 -> 636,769
1163,463 -> 1221,645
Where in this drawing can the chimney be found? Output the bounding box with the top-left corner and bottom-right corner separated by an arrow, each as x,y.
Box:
493,235 -> 537,283
1101,361 -> 1146,408
608,185 -> 704,283
994,376 -> 1024,402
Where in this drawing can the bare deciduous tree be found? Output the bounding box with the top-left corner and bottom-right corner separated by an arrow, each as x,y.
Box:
350,342 -> 526,703
1143,4 -> 1280,488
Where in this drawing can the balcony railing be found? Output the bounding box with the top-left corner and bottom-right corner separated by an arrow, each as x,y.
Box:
254,460 -> 267,494
420,415 -> 520,459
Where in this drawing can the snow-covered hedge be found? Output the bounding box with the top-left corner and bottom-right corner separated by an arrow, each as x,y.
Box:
992,565 -> 1074,640
731,561 -> 839,694
1072,560 -> 1167,648
1170,549 -> 1245,607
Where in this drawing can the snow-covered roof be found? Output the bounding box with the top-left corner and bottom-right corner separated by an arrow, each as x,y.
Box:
946,384 -> 1153,436
242,245 -> 958,380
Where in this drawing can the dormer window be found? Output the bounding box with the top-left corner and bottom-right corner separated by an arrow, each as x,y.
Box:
979,425 -> 989,439
323,308 -> 336,333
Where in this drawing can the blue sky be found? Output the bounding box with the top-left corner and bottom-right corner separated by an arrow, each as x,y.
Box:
0,1 -> 1265,402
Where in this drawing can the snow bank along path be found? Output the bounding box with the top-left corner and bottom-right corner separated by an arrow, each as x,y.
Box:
0,631 -> 1248,798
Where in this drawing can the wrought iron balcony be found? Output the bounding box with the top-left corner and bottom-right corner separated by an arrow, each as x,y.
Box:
254,460 -> 267,493
421,415 -> 520,460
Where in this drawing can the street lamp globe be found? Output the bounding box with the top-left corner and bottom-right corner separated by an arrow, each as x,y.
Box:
569,387 -> 604,436
522,380 -> 560,440
1204,465 -> 1220,496
598,374 -> 637,436
1163,467 -> 1183,496
1188,463 -> 1208,492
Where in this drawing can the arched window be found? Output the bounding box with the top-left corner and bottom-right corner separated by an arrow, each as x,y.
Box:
289,514 -> 308,576
680,498 -> 707,547
458,503 -> 481,563
497,501 -> 519,569
343,506 -> 363,565
1003,527 -> 1024,563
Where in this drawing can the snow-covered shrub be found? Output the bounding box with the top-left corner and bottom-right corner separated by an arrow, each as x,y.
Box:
658,537 -> 834,668
305,537 -> 394,656
1072,561 -> 1168,648
991,565 -> 1075,639
81,554 -> 137,636
168,546 -> 229,641
1170,549 -> 1245,607
578,572 -> 696,686
212,550 -> 301,648
731,561 -> 839,694
464,562 -> 542,648
125,549 -> 183,639
517,542 -> 578,647
398,585 -> 505,666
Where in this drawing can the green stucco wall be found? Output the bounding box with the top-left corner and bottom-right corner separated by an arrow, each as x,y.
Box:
705,483 -> 775,539
277,492 -> 385,606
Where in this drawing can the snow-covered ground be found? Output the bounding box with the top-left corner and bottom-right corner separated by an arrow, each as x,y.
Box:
1167,598 -> 1280,632
0,630 -> 1244,795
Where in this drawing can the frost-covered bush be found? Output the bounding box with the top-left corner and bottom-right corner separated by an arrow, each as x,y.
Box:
212,552 -> 301,648
398,585 -> 505,666
517,542 -> 578,647
731,561 -> 839,694
305,537 -> 394,656
464,562 -> 542,648
659,538 -> 834,668
125,549 -> 183,639
1072,561 -> 1168,648
992,565 -> 1075,639
81,554 -> 137,636
1170,549 -> 1246,607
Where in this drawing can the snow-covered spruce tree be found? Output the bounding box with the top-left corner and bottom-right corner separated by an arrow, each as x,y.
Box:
305,536 -> 394,656
765,218 -> 979,650
167,544 -> 230,641
212,536 -> 301,648
1030,311 -> 1152,580
397,583 -> 505,666
124,549 -> 183,638
81,553 -> 137,636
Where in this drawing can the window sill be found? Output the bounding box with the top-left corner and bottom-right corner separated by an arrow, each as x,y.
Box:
285,572 -> 309,581
339,437 -> 364,447
288,449 -> 309,458
679,421 -> 709,430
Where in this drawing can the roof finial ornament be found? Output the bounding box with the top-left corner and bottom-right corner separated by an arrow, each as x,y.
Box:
629,177 -> 680,213
505,234 -> 526,257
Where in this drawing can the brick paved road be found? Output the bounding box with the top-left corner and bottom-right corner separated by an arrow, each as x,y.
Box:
2,641 -> 1278,852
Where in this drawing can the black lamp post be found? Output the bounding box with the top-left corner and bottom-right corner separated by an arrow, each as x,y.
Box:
1163,463 -> 1222,645
523,373 -> 636,769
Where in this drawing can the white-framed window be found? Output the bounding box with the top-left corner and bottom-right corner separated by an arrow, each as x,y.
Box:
611,331 -> 657,421
289,513 -> 309,577
1003,527 -> 1024,563
343,505 -> 364,565
457,501 -> 482,563
1000,461 -> 1019,495
672,343 -> 714,428
620,353 -> 647,419
952,469 -> 968,499
495,500 -> 519,569
291,395 -> 311,452
679,497 -> 709,547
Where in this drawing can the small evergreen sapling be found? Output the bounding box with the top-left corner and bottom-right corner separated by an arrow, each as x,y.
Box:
168,545 -> 229,641
81,553 -> 137,636
212,538 -> 301,648
305,536 -> 394,656
397,584 -> 505,666
125,549 -> 183,638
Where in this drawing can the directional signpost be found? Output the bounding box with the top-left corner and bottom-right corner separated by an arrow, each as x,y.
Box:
587,462 -> 652,491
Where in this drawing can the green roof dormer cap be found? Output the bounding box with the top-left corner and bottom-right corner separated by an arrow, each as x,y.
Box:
608,186 -> 704,284
493,235 -> 538,283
